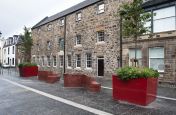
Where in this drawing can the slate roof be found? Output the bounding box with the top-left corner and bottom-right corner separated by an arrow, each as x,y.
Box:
3,35 -> 21,48
142,0 -> 176,8
32,0 -> 102,29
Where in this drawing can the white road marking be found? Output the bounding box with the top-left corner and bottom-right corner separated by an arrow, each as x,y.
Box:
2,78 -> 113,115
101,86 -> 176,101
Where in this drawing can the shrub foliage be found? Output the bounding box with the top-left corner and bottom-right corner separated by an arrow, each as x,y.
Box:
115,67 -> 159,80
18,62 -> 37,68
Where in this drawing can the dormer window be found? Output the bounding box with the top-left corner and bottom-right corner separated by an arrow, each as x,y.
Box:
60,19 -> 65,26
97,3 -> 105,14
47,24 -> 52,31
76,12 -> 82,21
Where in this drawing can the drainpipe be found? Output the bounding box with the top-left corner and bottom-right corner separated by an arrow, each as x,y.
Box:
119,15 -> 123,68
63,16 -> 67,74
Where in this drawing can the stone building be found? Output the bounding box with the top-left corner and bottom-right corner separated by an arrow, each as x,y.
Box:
32,0 -> 176,83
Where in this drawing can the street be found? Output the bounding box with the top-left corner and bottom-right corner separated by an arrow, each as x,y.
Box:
0,69 -> 176,115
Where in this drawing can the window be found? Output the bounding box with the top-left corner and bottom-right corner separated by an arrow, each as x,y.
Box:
4,49 -> 6,54
12,46 -> 15,54
37,57 -> 40,65
42,56 -> 45,66
8,47 -> 10,54
37,44 -> 40,51
76,54 -> 81,68
47,41 -> 51,50
149,47 -> 164,72
97,3 -> 105,14
67,55 -> 72,67
58,38 -> 64,50
86,53 -> 92,68
47,24 -> 52,31
33,57 -> 35,63
8,58 -> 9,65
75,35 -> 81,45
47,56 -> 51,67
53,56 -> 57,67
60,19 -> 65,26
97,31 -> 105,42
60,56 -> 64,67
12,58 -> 14,65
129,49 -> 142,66
153,6 -> 175,33
37,28 -> 41,34
76,12 -> 82,21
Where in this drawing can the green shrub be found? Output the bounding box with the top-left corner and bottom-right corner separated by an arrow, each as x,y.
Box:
115,67 -> 159,80
18,62 -> 37,67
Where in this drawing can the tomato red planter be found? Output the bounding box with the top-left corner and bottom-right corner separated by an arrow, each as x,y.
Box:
112,75 -> 158,106
64,74 -> 101,92
19,66 -> 38,77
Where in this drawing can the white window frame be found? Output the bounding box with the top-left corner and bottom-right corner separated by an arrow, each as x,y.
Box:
76,12 -> 82,21
97,31 -> 105,42
76,54 -> 81,68
98,3 -> 105,14
129,49 -> 142,67
149,47 -> 164,72
53,56 -> 57,67
86,53 -> 92,68
67,55 -> 72,68
75,35 -> 81,45
60,55 -> 64,67
47,56 -> 51,67
47,41 -> 51,50
60,19 -> 65,26
41,56 -> 45,67
47,24 -> 52,31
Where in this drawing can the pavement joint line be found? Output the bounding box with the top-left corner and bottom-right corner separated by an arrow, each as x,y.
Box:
2,78 -> 113,115
101,86 -> 176,101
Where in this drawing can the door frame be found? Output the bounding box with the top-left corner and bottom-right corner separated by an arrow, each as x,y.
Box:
97,57 -> 104,77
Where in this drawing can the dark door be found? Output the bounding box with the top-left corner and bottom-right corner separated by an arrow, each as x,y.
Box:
98,58 -> 104,77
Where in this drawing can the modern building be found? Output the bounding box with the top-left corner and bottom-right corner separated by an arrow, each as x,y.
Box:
31,0 -> 176,84
3,35 -> 21,67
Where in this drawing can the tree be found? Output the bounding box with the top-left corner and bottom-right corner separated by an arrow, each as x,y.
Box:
19,27 -> 33,63
119,0 -> 151,67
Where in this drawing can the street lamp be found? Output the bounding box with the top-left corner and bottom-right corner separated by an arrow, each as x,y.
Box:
0,31 -> 2,38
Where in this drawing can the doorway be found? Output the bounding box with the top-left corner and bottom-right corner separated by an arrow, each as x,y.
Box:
97,57 -> 104,77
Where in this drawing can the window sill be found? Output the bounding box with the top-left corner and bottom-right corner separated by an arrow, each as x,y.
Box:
96,41 -> 106,45
85,68 -> 93,71
75,67 -> 81,70
67,67 -> 72,69
74,44 -> 82,48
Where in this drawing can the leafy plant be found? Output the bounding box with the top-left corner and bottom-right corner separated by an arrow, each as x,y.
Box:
19,26 -> 33,62
115,67 -> 159,80
18,62 -> 37,67
119,0 -> 152,66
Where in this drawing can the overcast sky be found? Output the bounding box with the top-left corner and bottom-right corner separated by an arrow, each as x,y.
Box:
0,0 -> 84,38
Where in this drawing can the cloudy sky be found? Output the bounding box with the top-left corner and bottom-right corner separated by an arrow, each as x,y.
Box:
0,0 -> 84,38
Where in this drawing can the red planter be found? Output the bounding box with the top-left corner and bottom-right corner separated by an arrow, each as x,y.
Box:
64,74 -> 101,92
46,74 -> 60,84
38,71 -> 53,81
19,66 -> 38,77
112,75 -> 158,106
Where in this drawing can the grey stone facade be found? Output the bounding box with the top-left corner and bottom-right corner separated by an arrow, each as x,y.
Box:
32,0 -> 176,83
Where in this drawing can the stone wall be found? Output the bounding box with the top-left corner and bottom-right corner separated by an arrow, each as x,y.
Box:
122,34 -> 176,83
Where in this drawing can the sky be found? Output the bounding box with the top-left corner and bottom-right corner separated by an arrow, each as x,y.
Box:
0,0 -> 84,38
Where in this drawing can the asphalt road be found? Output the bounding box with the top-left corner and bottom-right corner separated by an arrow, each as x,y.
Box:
0,79 -> 95,115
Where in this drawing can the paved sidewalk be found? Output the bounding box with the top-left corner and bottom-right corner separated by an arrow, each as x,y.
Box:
1,69 -> 176,115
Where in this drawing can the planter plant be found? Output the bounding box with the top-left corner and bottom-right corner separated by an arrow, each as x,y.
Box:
113,67 -> 159,106
18,62 -> 38,77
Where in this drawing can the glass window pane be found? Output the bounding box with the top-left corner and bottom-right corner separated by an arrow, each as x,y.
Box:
153,17 -> 175,33
149,47 -> 164,58
129,49 -> 142,59
153,6 -> 175,20
150,58 -> 164,72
